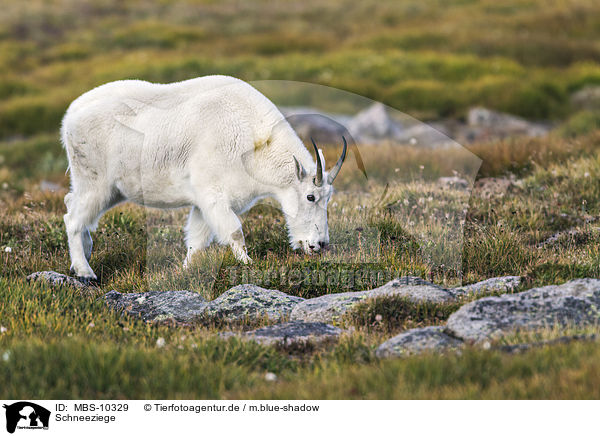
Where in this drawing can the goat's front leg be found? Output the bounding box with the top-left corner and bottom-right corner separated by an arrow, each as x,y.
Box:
199,199 -> 252,264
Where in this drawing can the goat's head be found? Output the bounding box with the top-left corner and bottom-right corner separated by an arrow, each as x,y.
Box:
283,137 -> 347,254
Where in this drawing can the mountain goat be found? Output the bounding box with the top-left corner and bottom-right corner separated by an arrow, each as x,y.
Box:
61,75 -> 347,280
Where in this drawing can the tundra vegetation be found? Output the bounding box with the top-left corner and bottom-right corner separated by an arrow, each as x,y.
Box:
2,0 -> 600,399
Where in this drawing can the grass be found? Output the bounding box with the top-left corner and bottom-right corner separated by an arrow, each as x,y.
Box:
2,0 -> 600,139
3,128 -> 600,398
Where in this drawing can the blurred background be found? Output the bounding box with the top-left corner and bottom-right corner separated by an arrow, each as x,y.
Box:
1,0 -> 600,189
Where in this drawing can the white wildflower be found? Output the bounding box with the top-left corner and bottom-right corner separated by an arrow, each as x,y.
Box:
2,350 -> 10,362
265,372 -> 277,382
0,326 -> 7,334
4,247 -> 11,253
156,337 -> 166,348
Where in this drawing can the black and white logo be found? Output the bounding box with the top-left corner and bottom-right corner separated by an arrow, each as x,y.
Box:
3,402 -> 50,433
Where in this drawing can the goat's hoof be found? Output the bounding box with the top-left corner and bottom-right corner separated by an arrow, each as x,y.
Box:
75,276 -> 97,286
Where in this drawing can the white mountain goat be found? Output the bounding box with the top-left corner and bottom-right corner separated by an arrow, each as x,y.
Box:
61,75 -> 347,280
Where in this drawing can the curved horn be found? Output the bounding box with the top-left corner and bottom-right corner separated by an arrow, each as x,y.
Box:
311,137 -> 323,187
327,136 -> 347,184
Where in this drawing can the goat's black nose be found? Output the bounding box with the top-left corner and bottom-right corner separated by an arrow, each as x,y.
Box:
309,245 -> 316,250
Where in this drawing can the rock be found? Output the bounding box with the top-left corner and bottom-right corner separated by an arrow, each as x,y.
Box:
283,112 -> 349,144
466,107 -> 550,139
437,176 -> 469,191
348,103 -> 404,144
223,321 -> 344,347
375,326 -> 463,358
571,86 -> 600,111
104,290 -> 208,323
446,278 -> 600,343
204,284 -> 305,324
496,334 -> 598,354
290,276 -> 456,324
473,177 -> 521,199
26,271 -> 87,289
453,276 -> 521,297
393,122 -> 456,148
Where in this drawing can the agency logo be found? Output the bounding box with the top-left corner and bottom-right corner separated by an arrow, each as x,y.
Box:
2,402 -> 50,433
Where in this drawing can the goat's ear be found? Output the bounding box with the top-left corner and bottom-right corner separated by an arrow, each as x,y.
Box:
293,155 -> 306,181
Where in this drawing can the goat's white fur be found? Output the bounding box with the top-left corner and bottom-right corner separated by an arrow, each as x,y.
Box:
62,75 -> 337,279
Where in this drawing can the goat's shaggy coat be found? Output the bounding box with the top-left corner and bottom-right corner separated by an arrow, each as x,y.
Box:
62,75 -> 343,279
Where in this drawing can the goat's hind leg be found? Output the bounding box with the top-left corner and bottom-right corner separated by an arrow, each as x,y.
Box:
183,206 -> 214,267
64,189 -> 109,280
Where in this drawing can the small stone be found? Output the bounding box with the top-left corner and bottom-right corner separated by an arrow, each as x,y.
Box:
474,177 -> 520,199
265,372 -> 277,382
26,271 -> 87,289
375,326 -> 463,358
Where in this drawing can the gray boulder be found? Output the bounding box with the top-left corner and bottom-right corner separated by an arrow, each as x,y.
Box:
465,107 -> 550,140
27,271 -> 88,290
453,276 -> 521,297
348,103 -> 404,144
283,112 -> 348,144
204,284 -> 305,324
104,290 -> 208,323
290,276 -> 456,324
446,278 -> 600,343
223,321 -> 344,347
376,326 -> 463,358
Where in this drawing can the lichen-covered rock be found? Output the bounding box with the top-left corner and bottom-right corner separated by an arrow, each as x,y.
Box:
452,276 -> 521,297
104,290 -> 208,323
223,321 -> 344,347
376,326 -> 463,358
27,271 -> 88,289
290,276 -> 456,324
447,278 -> 600,343
204,284 -> 305,324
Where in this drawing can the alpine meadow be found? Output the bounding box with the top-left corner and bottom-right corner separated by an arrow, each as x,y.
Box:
2,0 -> 600,400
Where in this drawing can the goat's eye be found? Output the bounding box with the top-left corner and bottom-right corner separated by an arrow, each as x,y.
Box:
307,194 -> 316,202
